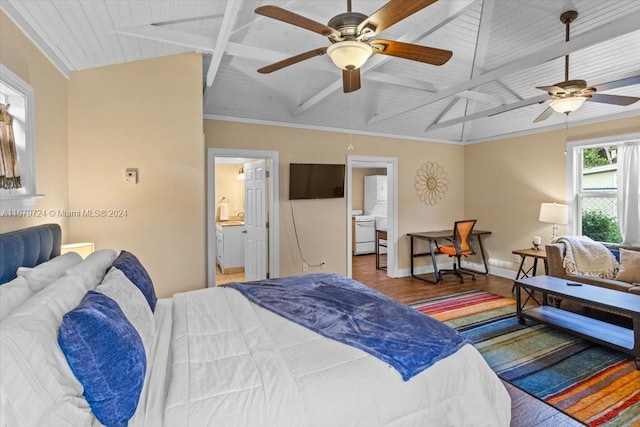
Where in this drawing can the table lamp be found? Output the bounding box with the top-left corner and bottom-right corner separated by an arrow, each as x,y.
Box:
538,203 -> 568,240
61,242 -> 95,259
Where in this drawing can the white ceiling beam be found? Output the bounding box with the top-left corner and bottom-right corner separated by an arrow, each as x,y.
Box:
426,68 -> 640,131
366,72 -> 438,92
227,41 -> 503,104
1,1 -> 72,78
459,0 -> 496,142
425,98 -> 461,129
112,24 -> 216,53
369,9 -> 640,125
205,0 -> 242,87
426,94 -> 548,131
293,0 -> 477,116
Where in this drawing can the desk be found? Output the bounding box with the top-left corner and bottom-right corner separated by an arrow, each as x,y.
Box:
407,230 -> 491,284
511,247 -> 548,294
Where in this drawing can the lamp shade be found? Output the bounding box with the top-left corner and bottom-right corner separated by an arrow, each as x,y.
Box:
549,96 -> 588,114
326,41 -> 373,70
61,242 -> 95,259
538,203 -> 568,225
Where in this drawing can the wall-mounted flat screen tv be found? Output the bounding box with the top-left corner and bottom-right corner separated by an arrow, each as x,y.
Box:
289,163 -> 345,200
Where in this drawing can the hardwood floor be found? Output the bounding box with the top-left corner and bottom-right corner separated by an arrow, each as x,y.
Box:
352,254 -> 586,427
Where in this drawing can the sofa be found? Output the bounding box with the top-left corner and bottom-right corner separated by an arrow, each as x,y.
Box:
546,241 -> 640,295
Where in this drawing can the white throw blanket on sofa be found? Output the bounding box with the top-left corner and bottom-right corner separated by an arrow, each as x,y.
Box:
553,236 -> 619,278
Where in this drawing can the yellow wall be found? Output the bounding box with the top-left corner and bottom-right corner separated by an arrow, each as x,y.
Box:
464,115 -> 640,273
0,12 -> 69,236
204,120 -> 465,276
67,53 -> 205,298
214,163 -> 244,220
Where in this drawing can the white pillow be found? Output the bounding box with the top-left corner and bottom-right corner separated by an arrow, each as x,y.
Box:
0,277 -> 32,320
16,252 -> 82,293
65,249 -> 117,290
0,275 -> 97,426
96,268 -> 156,354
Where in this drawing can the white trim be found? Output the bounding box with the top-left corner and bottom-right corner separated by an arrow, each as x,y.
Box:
0,64 -> 44,210
465,110 -> 640,145
0,3 -> 72,79
347,155 -> 399,278
565,132 -> 640,237
204,114 -> 463,146
207,148 -> 280,287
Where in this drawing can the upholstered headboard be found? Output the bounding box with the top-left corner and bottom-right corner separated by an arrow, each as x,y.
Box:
0,223 -> 62,284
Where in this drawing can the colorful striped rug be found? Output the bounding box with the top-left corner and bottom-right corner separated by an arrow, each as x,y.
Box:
412,290 -> 640,427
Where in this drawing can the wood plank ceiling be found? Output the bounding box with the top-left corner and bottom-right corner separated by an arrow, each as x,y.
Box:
3,0 -> 639,144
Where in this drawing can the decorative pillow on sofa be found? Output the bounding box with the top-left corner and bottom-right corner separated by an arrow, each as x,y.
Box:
112,250 -> 157,311
615,249 -> 640,284
97,268 -> 155,353
0,276 -> 32,320
58,291 -> 146,427
17,252 -> 82,292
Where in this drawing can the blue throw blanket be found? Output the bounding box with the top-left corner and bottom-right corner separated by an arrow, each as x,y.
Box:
228,273 -> 468,381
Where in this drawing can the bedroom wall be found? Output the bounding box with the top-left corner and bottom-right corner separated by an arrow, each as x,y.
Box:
0,12 -> 69,237
464,115 -> 640,276
204,120 -> 465,277
67,53 -> 205,298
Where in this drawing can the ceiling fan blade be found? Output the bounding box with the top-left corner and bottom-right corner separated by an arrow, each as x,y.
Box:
257,47 -> 328,74
533,106 -> 554,123
589,93 -> 640,106
357,0 -> 438,36
593,74 -> 640,92
343,69 -> 361,93
536,85 -> 569,95
255,5 -> 339,37
371,40 -> 452,65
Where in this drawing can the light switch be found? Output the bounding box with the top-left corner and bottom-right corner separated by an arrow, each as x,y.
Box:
125,168 -> 138,185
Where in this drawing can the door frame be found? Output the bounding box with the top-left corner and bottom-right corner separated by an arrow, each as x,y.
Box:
207,148 -> 280,287
346,155 -> 398,278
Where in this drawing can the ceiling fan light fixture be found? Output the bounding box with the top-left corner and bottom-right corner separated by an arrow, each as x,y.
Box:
326,41 -> 372,70
549,96 -> 588,114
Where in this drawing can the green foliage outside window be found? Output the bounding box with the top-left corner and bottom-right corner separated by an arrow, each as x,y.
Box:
581,211 -> 622,243
582,146 -> 616,168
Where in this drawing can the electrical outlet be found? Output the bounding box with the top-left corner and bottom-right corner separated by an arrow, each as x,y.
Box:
320,261 -> 326,269
514,254 -> 521,263
302,262 -> 309,272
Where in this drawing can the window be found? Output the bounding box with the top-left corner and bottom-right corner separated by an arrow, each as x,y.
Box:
568,134 -> 639,243
0,64 -> 41,210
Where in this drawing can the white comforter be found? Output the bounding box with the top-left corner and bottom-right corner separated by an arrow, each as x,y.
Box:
144,287 -> 510,427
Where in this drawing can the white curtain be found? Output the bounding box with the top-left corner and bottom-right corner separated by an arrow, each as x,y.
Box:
617,140 -> 640,245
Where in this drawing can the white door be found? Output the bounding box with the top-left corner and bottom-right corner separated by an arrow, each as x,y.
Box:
244,159 -> 268,281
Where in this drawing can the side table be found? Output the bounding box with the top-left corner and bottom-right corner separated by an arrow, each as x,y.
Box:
511,248 -> 548,293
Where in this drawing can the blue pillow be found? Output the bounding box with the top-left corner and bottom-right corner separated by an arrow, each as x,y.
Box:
609,248 -> 620,262
58,291 -> 146,427
112,250 -> 157,311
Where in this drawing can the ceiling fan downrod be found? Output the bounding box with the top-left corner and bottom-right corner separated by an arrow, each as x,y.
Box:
561,10 -> 578,82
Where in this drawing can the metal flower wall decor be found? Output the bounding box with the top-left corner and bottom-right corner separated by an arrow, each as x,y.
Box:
415,162 -> 449,206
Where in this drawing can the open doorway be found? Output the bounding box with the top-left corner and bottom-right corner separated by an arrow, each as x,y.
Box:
207,148 -> 280,287
346,155 -> 398,279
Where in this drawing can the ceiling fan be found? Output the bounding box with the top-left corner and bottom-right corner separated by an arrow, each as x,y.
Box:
533,10 -> 640,123
255,0 -> 452,93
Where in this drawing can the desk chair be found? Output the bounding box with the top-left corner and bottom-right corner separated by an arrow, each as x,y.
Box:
434,220 -> 478,283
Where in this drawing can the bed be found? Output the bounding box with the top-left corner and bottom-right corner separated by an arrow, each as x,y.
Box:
0,224 -> 511,427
